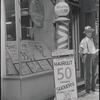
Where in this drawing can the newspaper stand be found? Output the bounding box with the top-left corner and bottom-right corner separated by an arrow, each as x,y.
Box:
52,49 -> 78,100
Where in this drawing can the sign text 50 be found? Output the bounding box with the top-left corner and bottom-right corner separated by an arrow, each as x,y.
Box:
57,67 -> 72,80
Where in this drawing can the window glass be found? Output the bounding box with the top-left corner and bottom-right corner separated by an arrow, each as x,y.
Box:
5,0 -> 54,76
5,0 -> 16,41
21,0 -> 32,40
5,0 -> 19,75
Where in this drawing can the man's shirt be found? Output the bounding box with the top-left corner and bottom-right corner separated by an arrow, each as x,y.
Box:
79,37 -> 96,54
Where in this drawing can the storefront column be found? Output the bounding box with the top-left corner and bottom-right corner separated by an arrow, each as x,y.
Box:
1,0 -> 6,99
1,0 -> 6,78
15,0 -> 22,76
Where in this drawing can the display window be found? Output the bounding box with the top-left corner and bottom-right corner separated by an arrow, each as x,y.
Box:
6,0 -> 16,41
4,0 -> 82,80
5,0 -> 55,76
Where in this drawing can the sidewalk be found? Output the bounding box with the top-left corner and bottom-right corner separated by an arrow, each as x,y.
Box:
46,84 -> 99,100
78,89 -> 99,100
77,83 -> 99,100
47,90 -> 99,100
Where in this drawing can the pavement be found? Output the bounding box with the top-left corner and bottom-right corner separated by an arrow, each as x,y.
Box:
78,89 -> 99,100
46,84 -> 99,100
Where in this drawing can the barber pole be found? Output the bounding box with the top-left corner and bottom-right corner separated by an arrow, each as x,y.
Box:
56,17 -> 70,49
53,1 -> 78,100
54,0 -> 70,49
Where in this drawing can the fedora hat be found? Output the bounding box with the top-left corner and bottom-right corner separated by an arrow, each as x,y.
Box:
83,26 -> 94,33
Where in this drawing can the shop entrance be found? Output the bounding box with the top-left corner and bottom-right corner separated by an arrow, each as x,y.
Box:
70,8 -> 85,85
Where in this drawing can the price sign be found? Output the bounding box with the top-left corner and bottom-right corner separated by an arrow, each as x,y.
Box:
53,56 -> 77,100
6,41 -> 18,63
14,63 -> 32,75
27,61 -> 42,73
38,60 -> 52,71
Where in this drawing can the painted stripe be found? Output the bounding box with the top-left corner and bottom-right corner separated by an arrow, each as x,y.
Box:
56,21 -> 69,49
58,39 -> 68,46
57,31 -> 68,43
57,28 -> 68,35
57,30 -> 68,37
58,43 -> 68,49
57,23 -> 69,33
59,25 -> 68,31
59,22 -> 69,27
58,36 -> 68,43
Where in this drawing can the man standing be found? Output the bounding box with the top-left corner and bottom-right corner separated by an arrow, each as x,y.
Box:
79,26 -> 99,94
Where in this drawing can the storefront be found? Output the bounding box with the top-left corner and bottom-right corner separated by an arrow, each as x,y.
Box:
1,0 -> 99,100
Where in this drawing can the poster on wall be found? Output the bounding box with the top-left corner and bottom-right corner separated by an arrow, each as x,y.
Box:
53,56 -> 77,100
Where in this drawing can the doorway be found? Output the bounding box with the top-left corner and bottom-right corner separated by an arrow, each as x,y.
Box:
71,8 -> 85,85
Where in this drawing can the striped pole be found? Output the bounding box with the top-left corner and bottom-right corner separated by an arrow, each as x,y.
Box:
56,17 -> 70,49
54,0 -> 70,50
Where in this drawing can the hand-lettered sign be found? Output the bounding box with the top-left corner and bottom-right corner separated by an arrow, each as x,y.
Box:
53,55 -> 77,100
6,41 -> 52,75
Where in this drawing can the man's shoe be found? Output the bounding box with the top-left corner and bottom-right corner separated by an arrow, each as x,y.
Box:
92,89 -> 95,92
86,90 -> 94,94
86,90 -> 90,94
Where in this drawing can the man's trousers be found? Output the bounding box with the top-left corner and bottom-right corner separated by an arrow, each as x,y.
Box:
84,54 -> 98,92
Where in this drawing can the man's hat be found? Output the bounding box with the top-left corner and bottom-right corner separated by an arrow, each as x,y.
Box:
83,26 -> 94,33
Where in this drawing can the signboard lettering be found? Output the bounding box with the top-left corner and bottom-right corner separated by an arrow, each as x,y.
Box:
53,55 -> 77,100
54,60 -> 72,66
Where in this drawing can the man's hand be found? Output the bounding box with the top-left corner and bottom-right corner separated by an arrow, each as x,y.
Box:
95,49 -> 99,55
79,47 -> 84,57
79,47 -> 86,63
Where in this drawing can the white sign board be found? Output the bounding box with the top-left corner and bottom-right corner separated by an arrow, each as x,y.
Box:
54,1 -> 70,16
53,56 -> 77,100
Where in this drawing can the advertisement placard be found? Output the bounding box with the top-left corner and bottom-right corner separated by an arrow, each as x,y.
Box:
53,56 -> 77,100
